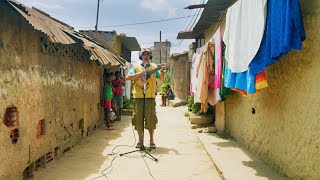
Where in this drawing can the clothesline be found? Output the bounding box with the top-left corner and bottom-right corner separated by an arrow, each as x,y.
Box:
190,0 -> 306,112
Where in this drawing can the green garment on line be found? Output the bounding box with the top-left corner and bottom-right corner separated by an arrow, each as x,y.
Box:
220,42 -> 232,100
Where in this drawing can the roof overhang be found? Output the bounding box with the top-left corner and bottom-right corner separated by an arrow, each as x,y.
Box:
119,35 -> 141,51
7,0 -> 124,67
177,0 -> 233,39
177,30 -> 197,39
171,51 -> 189,59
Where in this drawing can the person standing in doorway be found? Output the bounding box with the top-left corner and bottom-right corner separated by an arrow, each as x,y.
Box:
112,71 -> 124,120
103,73 -> 114,130
126,48 -> 165,149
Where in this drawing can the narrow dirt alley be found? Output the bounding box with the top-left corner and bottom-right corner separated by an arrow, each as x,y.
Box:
32,98 -> 221,180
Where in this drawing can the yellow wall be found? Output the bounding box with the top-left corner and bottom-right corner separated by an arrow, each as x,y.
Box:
201,1 -> 320,179
224,4 -> 320,179
0,4 -> 103,179
114,36 -> 122,55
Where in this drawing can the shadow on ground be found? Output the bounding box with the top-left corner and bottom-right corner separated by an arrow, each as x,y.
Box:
32,115 -> 132,180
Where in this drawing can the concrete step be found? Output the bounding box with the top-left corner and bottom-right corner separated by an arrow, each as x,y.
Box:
168,98 -> 187,107
197,133 -> 288,180
189,113 -> 214,125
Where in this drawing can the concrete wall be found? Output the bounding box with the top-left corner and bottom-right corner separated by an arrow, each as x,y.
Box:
151,42 -> 171,64
170,54 -> 190,101
0,4 -> 103,179
120,46 -> 131,63
225,5 -> 320,179
98,31 -> 117,50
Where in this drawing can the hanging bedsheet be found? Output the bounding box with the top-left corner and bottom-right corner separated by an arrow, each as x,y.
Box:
223,0 -> 267,73
223,0 -> 305,95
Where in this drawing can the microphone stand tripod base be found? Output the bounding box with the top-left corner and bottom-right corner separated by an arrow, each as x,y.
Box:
119,145 -> 158,162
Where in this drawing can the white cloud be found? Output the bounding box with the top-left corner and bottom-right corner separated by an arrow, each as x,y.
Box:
140,0 -> 177,17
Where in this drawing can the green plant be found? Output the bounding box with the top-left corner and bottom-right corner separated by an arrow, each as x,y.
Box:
187,95 -> 194,112
187,94 -> 214,115
158,71 -> 171,93
192,103 -> 201,114
123,96 -> 133,109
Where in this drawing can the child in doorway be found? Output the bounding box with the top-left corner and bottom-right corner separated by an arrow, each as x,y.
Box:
103,73 -> 114,130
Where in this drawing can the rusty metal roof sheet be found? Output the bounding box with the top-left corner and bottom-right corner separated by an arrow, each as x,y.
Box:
78,31 -> 127,65
7,0 -> 123,66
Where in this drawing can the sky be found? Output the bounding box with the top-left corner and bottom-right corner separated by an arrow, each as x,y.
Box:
19,0 -> 204,63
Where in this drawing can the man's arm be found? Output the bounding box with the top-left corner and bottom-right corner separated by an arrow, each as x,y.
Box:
126,67 -> 144,80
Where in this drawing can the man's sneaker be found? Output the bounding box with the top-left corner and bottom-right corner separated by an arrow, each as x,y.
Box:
136,142 -> 142,149
150,142 -> 156,149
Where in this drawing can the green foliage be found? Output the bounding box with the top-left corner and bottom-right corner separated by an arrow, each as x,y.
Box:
187,95 -> 194,112
123,96 -> 133,109
158,71 -> 171,93
192,103 -> 201,114
187,95 -> 214,115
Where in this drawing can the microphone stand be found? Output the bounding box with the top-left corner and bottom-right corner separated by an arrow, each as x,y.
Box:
120,63 -> 158,162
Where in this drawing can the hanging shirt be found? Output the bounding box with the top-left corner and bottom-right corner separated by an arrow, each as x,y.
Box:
196,42 -> 215,112
193,47 -> 204,104
224,67 -> 268,95
249,0 -> 306,75
213,27 -> 223,88
220,42 -> 231,101
223,0 -> 267,73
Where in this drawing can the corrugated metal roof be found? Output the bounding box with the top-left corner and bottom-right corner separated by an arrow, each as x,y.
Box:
78,31 -> 127,65
7,0 -> 124,66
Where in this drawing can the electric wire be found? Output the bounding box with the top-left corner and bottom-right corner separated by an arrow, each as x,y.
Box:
75,14 -> 200,29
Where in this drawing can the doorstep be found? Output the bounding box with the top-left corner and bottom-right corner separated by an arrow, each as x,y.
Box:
122,109 -> 133,115
168,98 -> 187,107
196,132 -> 288,180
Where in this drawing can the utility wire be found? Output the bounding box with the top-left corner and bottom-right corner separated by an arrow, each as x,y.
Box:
75,14 -> 200,29
173,0 -> 205,47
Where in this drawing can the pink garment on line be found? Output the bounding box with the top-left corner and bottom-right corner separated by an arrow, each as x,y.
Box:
213,27 -> 223,88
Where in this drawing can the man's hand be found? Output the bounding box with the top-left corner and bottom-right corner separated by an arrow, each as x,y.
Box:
139,69 -> 146,77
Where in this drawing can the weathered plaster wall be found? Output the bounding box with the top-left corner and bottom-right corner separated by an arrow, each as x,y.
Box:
171,54 -> 190,101
0,4 -> 102,179
225,7 -> 320,179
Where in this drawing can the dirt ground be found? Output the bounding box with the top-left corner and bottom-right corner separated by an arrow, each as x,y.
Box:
32,99 -> 221,180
